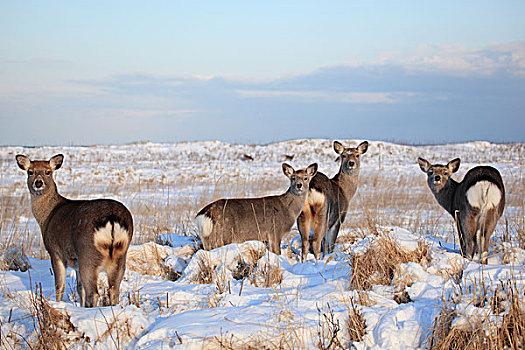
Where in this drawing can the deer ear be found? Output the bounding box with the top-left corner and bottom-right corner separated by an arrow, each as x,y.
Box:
306,163 -> 318,177
49,154 -> 64,171
357,141 -> 369,154
447,158 -> 460,173
417,157 -> 431,173
333,141 -> 345,155
282,163 -> 294,178
16,154 -> 31,171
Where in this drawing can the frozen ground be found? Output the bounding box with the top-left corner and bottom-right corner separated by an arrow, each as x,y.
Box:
0,139 -> 524,349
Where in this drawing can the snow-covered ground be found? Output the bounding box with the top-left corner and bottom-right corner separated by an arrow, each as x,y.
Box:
0,139 -> 524,349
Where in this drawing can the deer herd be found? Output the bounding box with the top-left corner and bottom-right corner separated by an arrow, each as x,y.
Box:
15,140 -> 506,307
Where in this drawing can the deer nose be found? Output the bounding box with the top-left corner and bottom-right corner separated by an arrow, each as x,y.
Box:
434,175 -> 441,182
296,183 -> 302,189
348,161 -> 355,167
35,180 -> 44,188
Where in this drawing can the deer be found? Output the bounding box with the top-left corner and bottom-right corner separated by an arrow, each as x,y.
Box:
16,154 -> 133,307
297,140 -> 369,261
418,157 -> 505,264
195,163 -> 318,254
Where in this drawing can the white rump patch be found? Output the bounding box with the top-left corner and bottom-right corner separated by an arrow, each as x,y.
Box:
112,222 -> 129,245
94,222 -> 129,250
307,188 -> 325,206
466,181 -> 501,210
195,214 -> 213,238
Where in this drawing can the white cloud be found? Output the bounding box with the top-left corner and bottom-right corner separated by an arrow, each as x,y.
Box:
235,90 -> 418,104
107,109 -> 199,119
368,42 -> 525,76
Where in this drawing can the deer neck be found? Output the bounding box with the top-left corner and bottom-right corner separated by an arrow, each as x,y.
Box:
31,189 -> 67,230
433,179 -> 459,216
282,189 -> 307,217
332,169 -> 359,195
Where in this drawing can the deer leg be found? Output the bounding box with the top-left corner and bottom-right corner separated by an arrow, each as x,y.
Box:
107,256 -> 126,306
79,263 -> 99,308
324,221 -> 341,255
480,209 -> 498,264
75,267 -> 85,304
50,256 -> 66,302
297,210 -> 312,262
461,212 -> 478,260
312,209 -> 328,260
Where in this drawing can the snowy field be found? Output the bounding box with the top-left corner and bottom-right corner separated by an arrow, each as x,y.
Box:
0,139 -> 524,349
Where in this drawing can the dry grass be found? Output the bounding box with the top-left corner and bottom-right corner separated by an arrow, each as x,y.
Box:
349,234 -> 430,290
191,247 -> 282,290
346,297 -> 367,343
193,254 -> 216,285
316,303 -> 344,349
427,280 -> 525,350
126,242 -> 188,280
233,245 -> 265,281
203,301 -> 363,349
346,170 -> 444,237
29,283 -> 83,350
250,258 -> 283,288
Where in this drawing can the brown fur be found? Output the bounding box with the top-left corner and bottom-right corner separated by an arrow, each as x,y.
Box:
196,163 -> 318,254
418,157 -> 505,263
297,141 -> 369,260
16,154 -> 133,307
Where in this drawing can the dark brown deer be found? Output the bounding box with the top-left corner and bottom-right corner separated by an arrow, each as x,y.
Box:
195,163 -> 318,254
284,154 -> 295,162
297,140 -> 369,261
16,154 -> 133,307
418,157 -> 505,264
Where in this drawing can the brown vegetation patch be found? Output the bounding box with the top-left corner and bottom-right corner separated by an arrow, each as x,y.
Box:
347,298 -> 367,343
30,283 -> 84,349
428,281 -> 525,350
349,235 -> 430,290
251,260 -> 283,288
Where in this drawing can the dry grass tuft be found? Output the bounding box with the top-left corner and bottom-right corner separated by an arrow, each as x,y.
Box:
126,242 -> 185,280
316,303 -> 344,350
0,247 -> 30,272
251,260 -> 283,288
30,283 -> 83,349
346,297 -> 367,343
233,245 -> 265,281
209,334 -> 272,350
194,254 -> 216,285
349,234 -> 430,290
428,281 -> 525,350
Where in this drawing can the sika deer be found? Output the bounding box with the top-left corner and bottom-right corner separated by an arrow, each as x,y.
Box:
16,154 -> 133,307
418,157 -> 505,264
297,140 -> 369,261
195,163 -> 318,254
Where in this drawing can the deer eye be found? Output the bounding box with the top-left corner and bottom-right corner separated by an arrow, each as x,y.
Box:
28,170 -> 34,176
444,171 -> 448,176
303,176 -> 308,181
356,154 -> 360,158
45,170 -> 51,175
428,170 -> 433,175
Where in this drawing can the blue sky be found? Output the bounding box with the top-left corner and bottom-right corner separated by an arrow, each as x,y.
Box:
1,1 -> 524,145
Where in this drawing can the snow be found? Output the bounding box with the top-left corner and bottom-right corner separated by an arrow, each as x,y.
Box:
0,139 -> 524,349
